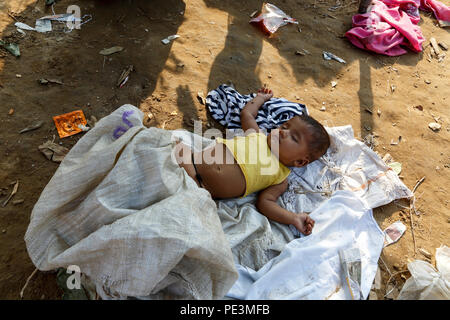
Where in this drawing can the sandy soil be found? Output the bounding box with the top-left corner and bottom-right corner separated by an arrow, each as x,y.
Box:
0,0 -> 448,300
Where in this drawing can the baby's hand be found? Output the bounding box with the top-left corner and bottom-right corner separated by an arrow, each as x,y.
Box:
292,212 -> 315,236
257,87 -> 273,102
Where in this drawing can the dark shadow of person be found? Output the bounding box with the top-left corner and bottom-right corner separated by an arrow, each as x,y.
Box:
0,0 -> 186,299
203,0 -> 424,138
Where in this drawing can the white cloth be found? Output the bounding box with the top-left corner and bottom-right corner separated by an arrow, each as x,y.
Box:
226,191 -> 385,300
282,125 -> 413,215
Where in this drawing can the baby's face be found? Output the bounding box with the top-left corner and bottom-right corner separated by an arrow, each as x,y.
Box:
267,116 -> 313,167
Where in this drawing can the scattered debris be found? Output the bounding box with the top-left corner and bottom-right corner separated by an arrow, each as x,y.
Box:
430,37 -> 441,56
323,51 -> 346,64
77,124 -> 90,132
339,248 -> 362,300
410,175 -> 426,212
34,12 -> 91,33
424,79 -> 431,84
295,49 -> 310,56
320,106 -> 326,111
8,108 -> 14,115
249,3 -> 298,36
250,10 -> 259,18
197,91 -> 206,105
117,65 -> 134,88
390,84 -> 396,92
383,221 -> 406,247
413,105 -> 423,111
364,108 -> 372,114
428,122 -> 441,132
99,46 -> 124,55
144,111 -> 156,126
438,41 -> 448,51
20,268 -> 38,299
390,136 -> 402,145
388,162 -> 402,175
2,180 -> 19,208
161,35 -> 180,45
15,22 -> 36,31
383,154 -> 402,175
19,120 -> 44,134
53,110 -> 87,138
0,40 -> 20,57
377,109 -> 381,116
38,78 -> 63,85
363,133 -> 377,149
86,115 -> 97,128
382,153 -> 393,163
16,74 -> 22,78
331,81 -> 337,88
12,199 -> 24,205
34,18 -> 52,33
39,140 -> 69,162
418,248 -> 432,259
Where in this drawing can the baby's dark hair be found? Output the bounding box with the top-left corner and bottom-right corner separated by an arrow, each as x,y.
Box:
298,114 -> 330,162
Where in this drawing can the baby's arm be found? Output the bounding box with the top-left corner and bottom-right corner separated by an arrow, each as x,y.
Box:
256,179 -> 315,235
240,87 -> 273,133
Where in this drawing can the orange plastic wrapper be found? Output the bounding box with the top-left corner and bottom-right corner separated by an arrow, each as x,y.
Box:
53,110 -> 87,138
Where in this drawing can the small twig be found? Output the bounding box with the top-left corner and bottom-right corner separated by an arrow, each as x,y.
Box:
407,176 -> 425,254
379,256 -> 392,277
393,201 -> 409,210
410,176 -> 425,215
7,10 -> 19,22
20,268 -> 38,299
409,209 -> 417,255
412,176 -> 426,194
384,270 -> 409,298
2,180 -> 19,207
30,163 -> 45,176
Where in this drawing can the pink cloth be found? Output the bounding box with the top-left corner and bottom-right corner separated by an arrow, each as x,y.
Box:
420,0 -> 450,26
346,0 -> 450,56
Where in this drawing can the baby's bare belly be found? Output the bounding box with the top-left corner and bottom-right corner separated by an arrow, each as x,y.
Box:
176,142 -> 246,199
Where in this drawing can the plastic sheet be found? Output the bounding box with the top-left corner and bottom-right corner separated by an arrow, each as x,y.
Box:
397,245 -> 450,299
250,3 -> 298,36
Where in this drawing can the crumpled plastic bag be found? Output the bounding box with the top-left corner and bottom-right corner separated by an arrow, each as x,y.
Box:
397,245 -> 450,300
250,3 -> 298,36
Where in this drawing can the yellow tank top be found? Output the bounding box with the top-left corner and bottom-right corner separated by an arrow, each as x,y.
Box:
216,132 -> 291,198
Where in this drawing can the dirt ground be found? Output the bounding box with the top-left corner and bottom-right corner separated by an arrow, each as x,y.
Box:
0,0 -> 448,300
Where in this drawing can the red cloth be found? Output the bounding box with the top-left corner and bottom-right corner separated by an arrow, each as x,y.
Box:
346,0 -> 450,56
